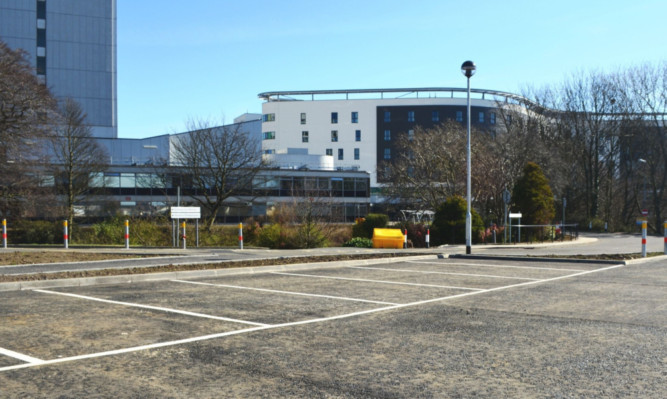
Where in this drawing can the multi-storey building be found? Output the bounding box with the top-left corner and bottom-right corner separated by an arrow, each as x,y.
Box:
259,88 -> 529,192
0,0 -> 117,138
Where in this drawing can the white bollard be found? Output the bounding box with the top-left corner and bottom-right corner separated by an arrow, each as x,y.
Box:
238,223 -> 243,250
63,220 -> 69,249
403,229 -> 407,249
124,220 -> 130,249
641,221 -> 647,258
663,220 -> 666,255
2,219 -> 6,249
426,228 -> 430,248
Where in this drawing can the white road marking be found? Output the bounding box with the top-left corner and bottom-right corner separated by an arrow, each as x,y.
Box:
410,260 -> 588,272
33,289 -> 269,327
350,266 -> 541,281
172,279 -> 400,306
0,347 -> 44,364
0,262 -> 625,372
270,271 -> 483,291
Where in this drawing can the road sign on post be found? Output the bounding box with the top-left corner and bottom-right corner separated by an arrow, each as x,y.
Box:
170,207 -> 201,219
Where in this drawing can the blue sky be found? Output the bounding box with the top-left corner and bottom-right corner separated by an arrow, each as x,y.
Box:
117,0 -> 667,138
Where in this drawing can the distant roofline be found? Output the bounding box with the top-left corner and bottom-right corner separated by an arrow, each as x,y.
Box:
258,87 -> 537,107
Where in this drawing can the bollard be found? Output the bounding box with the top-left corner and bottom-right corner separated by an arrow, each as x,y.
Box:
426,228 -> 430,248
182,221 -> 186,250
124,220 -> 130,249
403,229 -> 407,249
641,221 -> 647,258
238,223 -> 243,250
63,220 -> 69,249
664,220 -> 666,255
2,219 -> 6,249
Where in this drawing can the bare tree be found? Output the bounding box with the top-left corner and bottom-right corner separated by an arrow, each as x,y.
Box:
379,121 -> 468,211
50,98 -> 108,227
170,118 -> 264,230
0,40 -> 56,217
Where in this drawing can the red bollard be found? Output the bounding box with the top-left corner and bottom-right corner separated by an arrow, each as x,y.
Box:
641,221 -> 647,258
238,223 -> 244,250
124,220 -> 130,249
426,228 -> 430,248
2,219 -> 7,249
63,220 -> 69,249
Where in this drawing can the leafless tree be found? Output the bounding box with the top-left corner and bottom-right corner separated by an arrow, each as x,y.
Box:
170,118 -> 265,230
0,40 -> 56,217
49,98 -> 108,227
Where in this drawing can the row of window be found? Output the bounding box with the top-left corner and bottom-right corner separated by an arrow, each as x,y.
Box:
382,110 -> 496,124
324,148 -> 361,161
264,110 -> 497,125
264,130 -> 363,142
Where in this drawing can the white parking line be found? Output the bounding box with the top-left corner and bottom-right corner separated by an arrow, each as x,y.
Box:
271,272 -> 483,291
172,279 -> 400,306
410,261 -> 587,272
33,289 -> 269,327
350,266 -> 541,281
0,263 -> 624,372
0,347 -> 43,364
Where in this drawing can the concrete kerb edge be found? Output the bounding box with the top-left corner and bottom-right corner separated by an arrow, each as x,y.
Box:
0,255 -> 437,292
448,254 -> 627,265
624,254 -> 667,265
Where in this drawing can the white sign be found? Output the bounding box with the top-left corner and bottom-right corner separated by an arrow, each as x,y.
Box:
509,213 -> 522,218
170,206 -> 201,219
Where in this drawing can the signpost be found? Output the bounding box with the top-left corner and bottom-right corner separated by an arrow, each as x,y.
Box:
170,207 -> 200,249
503,189 -> 511,243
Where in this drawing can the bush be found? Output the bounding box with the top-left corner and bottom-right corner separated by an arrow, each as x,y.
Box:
11,220 -> 62,244
395,222 -> 429,248
256,224 -> 296,249
432,196 -> 484,245
342,237 -> 373,248
352,213 -> 389,238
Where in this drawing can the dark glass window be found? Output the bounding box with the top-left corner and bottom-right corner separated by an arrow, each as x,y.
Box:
351,112 -> 358,123
355,130 -> 361,141
37,1 -> 46,19
432,111 -> 439,122
384,111 -> 391,122
408,111 -> 415,122
331,112 -> 338,124
338,148 -> 344,160
37,29 -> 46,47
36,56 -> 46,75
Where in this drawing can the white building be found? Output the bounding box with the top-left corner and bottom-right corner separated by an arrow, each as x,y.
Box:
259,88 -> 530,190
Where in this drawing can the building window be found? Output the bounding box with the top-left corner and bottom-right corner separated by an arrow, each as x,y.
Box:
456,111 -> 463,122
37,0 -> 46,19
331,112 -> 338,124
326,148 -> 333,156
490,112 -> 496,125
355,130 -> 361,142
302,131 -> 309,143
37,29 -> 46,47
263,149 -> 275,154
384,111 -> 391,122
384,130 -> 391,141
351,112 -> 358,123
408,111 -> 415,122
354,148 -> 360,160
300,113 -> 306,124
384,148 -> 391,160
479,112 -> 485,123
408,129 -> 414,141
36,56 -> 46,75
432,111 -> 439,122
338,148 -> 344,160
263,113 -> 275,122
331,130 -> 338,142
262,131 -> 275,140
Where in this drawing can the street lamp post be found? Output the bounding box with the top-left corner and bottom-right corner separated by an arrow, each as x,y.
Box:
461,60 -> 476,254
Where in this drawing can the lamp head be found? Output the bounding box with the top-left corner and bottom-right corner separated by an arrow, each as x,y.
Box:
461,60 -> 476,78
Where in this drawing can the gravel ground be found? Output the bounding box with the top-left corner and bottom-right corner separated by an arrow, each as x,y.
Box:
0,258 -> 664,398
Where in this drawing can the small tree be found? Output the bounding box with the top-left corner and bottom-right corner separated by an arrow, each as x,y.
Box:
511,162 -> 555,225
432,195 -> 484,245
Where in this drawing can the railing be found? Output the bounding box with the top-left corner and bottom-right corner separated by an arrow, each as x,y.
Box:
505,223 -> 579,244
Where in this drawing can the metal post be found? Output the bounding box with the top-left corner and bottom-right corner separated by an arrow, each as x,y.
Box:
641,220 -> 647,258
63,220 -> 69,249
562,197 -> 566,239
518,218 -> 521,243
504,202 -> 508,243
196,219 -> 199,248
664,220 -> 666,255
124,220 -> 129,249
2,219 -> 7,249
509,216 -> 512,244
426,228 -> 430,248
238,223 -> 244,249
182,221 -> 187,250
172,220 -> 176,247
465,76 -> 472,255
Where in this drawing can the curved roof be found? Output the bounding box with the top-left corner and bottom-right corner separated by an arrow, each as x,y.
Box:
258,87 -> 539,107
